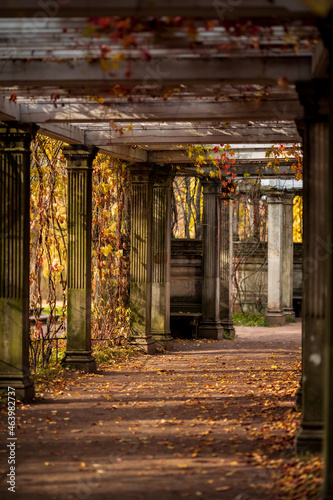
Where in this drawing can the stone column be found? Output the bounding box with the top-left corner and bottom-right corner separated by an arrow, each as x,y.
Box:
198,180 -> 224,339
0,123 -> 37,402
283,192 -> 296,320
324,79 -> 333,500
233,203 -> 239,241
62,145 -> 97,373
253,196 -> 261,240
295,81 -> 329,454
128,165 -> 155,354
265,192 -> 285,326
294,120 -> 305,413
220,193 -> 235,339
151,171 -> 173,350
316,20 -> 333,497
248,200 -> 255,238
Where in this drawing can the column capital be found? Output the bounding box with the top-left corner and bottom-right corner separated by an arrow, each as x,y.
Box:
295,119 -> 306,142
282,191 -> 295,205
0,122 -> 38,150
296,80 -> 329,122
127,163 -> 155,183
152,168 -> 175,187
201,178 -> 220,195
317,12 -> 333,55
265,190 -> 284,204
63,144 -> 98,170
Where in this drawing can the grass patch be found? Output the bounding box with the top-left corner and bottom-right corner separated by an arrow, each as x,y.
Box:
233,313 -> 272,327
31,363 -> 73,394
92,343 -> 139,364
27,342 -> 139,397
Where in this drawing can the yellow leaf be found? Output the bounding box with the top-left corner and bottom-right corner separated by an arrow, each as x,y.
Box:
100,59 -> 110,72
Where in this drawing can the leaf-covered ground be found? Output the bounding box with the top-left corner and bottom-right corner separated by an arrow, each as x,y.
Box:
0,321 -> 323,499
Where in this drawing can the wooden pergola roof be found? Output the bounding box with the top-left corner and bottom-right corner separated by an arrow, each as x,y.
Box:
0,0 -> 325,161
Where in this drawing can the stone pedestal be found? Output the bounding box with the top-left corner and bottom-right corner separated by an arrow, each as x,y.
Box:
0,123 -> 37,402
283,193 -> 295,320
265,192 -> 285,326
220,196 -> 235,339
151,172 -> 173,350
62,145 -> 97,373
198,180 -> 224,340
128,166 -> 155,354
295,81 -> 329,454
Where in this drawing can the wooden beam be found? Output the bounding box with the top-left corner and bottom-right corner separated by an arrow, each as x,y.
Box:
99,145 -> 147,162
0,96 -> 20,121
38,123 -> 85,144
0,0 -> 316,19
174,162 -> 299,179
38,122 -> 148,161
17,98 -> 303,123
148,147 -> 298,163
87,124 -> 301,146
0,55 -> 312,87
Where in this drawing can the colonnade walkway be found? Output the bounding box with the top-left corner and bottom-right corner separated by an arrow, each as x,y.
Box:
0,323 -> 305,500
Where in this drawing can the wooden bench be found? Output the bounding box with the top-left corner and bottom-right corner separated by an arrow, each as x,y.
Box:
170,312 -> 202,339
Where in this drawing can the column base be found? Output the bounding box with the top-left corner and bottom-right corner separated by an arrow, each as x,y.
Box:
265,310 -> 286,326
295,422 -> 323,454
222,321 -> 236,340
0,375 -> 35,403
62,351 -> 97,373
284,308 -> 296,321
129,334 -> 156,354
152,331 -> 173,351
198,322 -> 224,340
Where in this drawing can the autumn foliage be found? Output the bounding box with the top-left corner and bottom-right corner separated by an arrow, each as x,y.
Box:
29,137 -> 131,368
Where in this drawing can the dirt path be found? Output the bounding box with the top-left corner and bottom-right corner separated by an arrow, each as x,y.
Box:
1,322 -> 302,500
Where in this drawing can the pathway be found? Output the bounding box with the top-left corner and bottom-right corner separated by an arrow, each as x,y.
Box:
1,322 -> 302,500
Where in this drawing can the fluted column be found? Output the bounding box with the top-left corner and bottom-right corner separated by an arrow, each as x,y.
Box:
151,171 -> 173,350
62,145 -> 97,373
325,76 -> 333,500
128,165 -> 155,354
265,192 -> 285,326
316,19 -> 333,497
295,81 -> 329,454
0,123 -> 37,402
220,193 -> 235,339
283,192 -> 296,320
233,203 -> 239,241
198,180 -> 224,339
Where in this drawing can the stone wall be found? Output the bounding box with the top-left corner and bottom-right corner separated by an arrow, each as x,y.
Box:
170,239 -> 302,316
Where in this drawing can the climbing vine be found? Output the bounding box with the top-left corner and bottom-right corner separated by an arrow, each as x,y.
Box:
29,139 -> 131,369
91,154 -> 131,344
29,135 -> 67,368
